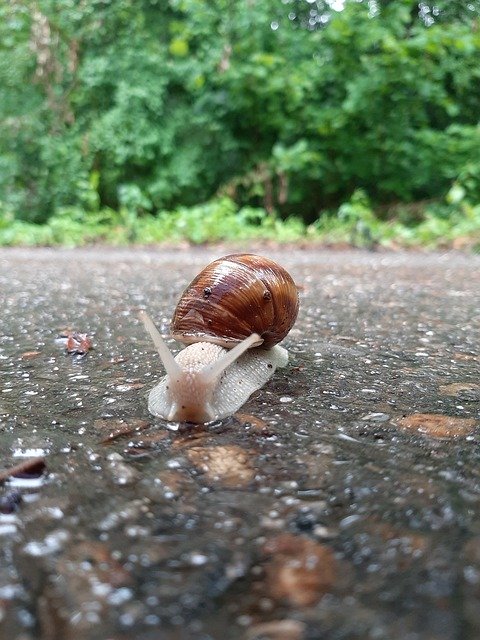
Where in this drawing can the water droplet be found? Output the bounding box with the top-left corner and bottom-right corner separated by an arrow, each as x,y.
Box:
0,584 -> 22,599
186,551 -> 209,566
339,514 -> 362,529
360,412 -> 390,422
23,529 -> 70,557
12,448 -> 47,458
108,587 -> 133,607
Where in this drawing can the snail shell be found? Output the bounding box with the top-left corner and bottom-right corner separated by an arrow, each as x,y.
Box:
171,253 -> 299,349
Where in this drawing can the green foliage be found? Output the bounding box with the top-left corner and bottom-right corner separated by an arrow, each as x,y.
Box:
306,193 -> 480,251
1,0 -> 480,247
1,193 -> 479,250
308,190 -> 383,248
387,201 -> 480,250
0,197 -> 307,246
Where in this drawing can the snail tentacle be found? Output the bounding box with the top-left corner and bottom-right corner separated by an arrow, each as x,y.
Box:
139,310 -> 182,379
200,332 -> 262,385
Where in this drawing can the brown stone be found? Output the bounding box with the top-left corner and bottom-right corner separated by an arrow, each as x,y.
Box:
395,413 -> 476,439
154,470 -> 191,498
364,521 -> 429,564
235,413 -> 272,435
439,383 -> 480,400
262,534 -> 336,607
36,541 -> 132,640
21,350 -> 42,359
60,541 -> 132,588
453,353 -> 478,362
185,444 -> 256,488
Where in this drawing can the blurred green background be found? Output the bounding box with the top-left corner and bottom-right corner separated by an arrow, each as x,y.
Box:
1,0 -> 480,248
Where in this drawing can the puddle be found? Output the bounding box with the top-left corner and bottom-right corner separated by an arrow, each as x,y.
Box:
0,248 -> 479,639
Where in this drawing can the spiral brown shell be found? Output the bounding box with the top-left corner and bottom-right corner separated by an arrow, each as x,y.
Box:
171,254 -> 299,349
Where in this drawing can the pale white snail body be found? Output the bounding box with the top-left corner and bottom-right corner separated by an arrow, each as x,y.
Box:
140,254 -> 298,423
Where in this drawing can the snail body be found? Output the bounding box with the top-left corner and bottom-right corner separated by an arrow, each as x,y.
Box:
140,254 -> 298,423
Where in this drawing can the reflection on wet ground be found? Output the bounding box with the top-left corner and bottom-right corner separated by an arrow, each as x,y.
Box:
0,247 -> 479,640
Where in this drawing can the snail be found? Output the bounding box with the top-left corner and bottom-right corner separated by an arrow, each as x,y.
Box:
140,253 -> 299,423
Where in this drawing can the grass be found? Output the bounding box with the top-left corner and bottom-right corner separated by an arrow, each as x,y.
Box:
1,193 -> 479,251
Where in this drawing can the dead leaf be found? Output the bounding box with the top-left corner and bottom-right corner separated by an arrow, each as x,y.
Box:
58,331 -> 93,355
172,426 -> 212,449
95,417 -> 150,444
0,457 -> 46,484
67,333 -> 92,354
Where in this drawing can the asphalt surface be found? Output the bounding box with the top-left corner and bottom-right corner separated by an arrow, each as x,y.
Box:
0,246 -> 479,640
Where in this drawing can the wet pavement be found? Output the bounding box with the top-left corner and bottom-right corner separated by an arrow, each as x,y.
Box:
0,246 -> 479,640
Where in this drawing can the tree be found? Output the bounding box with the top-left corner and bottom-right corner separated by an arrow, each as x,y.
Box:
1,0 -> 480,223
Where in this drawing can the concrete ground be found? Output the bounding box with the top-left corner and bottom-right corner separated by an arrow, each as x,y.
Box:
1,246 -> 479,640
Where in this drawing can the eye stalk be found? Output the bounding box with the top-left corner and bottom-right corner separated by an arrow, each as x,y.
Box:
139,310 -> 182,379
